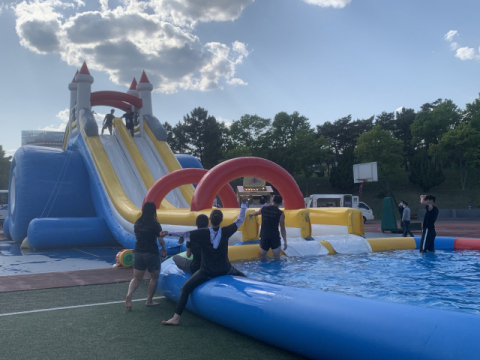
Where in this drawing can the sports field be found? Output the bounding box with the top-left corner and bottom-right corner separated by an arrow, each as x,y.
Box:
0,282 -> 304,359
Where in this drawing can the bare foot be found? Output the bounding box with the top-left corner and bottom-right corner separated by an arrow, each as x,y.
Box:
145,301 -> 160,307
125,295 -> 132,310
162,315 -> 180,325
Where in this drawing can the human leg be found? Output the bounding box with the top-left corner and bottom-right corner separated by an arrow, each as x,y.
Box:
107,124 -> 112,135
260,238 -> 271,261
146,270 -> 160,306
425,229 -> 436,252
419,228 -> 428,253
101,124 -> 107,135
272,246 -> 281,260
162,270 -> 210,325
173,255 -> 193,274
404,221 -> 414,237
126,268 -> 145,310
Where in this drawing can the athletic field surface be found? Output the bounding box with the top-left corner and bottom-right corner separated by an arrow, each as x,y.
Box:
0,282 -> 304,359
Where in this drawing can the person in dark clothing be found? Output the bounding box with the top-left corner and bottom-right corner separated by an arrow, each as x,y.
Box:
161,196 -> 248,326
250,195 -> 287,260
171,214 -> 209,274
419,195 -> 439,253
101,109 -> 115,135
121,107 -> 135,137
125,202 -> 167,310
398,200 -> 405,231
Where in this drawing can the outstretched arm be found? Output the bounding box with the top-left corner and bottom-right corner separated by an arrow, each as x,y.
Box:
250,209 -> 262,217
279,213 -> 287,250
233,196 -> 248,229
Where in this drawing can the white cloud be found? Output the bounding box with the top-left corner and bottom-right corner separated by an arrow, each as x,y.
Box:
455,47 -> 478,61
444,30 -> 480,61
395,106 -> 403,114
444,30 -> 458,42
13,0 -> 253,93
303,0 -> 351,8
56,108 -> 70,123
39,123 -> 67,131
5,149 -> 17,157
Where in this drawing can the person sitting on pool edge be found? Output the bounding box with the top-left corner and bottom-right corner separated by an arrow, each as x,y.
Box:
170,214 -> 209,274
249,195 -> 287,260
160,196 -> 249,326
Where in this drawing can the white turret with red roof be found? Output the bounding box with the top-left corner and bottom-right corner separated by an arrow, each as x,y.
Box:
136,71 -> 153,134
75,62 -> 94,113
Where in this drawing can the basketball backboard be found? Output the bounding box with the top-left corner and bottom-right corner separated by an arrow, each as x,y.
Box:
353,162 -> 378,183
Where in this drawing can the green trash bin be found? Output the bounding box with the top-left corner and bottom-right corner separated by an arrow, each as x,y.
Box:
381,197 -> 402,233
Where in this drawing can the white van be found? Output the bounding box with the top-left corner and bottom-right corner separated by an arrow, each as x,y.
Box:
0,190 -> 8,227
304,194 -> 374,223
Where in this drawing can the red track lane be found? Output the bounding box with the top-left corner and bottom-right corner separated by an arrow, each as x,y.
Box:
190,157 -> 305,211
143,168 -> 238,209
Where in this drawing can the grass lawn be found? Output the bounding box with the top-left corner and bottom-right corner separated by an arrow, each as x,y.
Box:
0,282 -> 304,360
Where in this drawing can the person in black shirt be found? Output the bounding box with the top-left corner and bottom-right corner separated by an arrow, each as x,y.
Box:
161,196 -> 248,326
250,195 -> 287,260
121,107 -> 135,137
419,194 -> 439,253
101,109 -> 115,135
171,214 -> 209,274
398,200 -> 405,231
125,202 -> 167,310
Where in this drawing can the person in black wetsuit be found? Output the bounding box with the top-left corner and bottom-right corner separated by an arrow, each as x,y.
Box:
250,195 -> 287,260
125,202 -> 167,310
121,107 -> 135,137
419,194 -> 439,253
170,214 -> 209,274
161,196 -> 248,326
101,109 -> 115,135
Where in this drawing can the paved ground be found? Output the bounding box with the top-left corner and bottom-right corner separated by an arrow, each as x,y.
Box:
364,220 -> 479,238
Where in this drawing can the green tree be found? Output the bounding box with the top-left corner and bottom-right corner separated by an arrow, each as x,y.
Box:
0,145 -> 12,189
409,151 -> 446,191
222,145 -> 252,161
393,108 -> 416,170
226,114 -> 271,150
181,107 -> 224,169
290,130 -> 331,195
430,123 -> 480,190
355,125 -> 404,203
329,147 -> 355,192
411,99 -> 461,151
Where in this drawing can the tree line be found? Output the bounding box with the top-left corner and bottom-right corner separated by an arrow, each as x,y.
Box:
164,96 -> 480,193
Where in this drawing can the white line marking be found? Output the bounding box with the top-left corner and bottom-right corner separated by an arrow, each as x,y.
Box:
0,296 -> 165,317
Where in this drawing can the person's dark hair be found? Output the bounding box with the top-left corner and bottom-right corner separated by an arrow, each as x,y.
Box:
273,195 -> 283,205
111,109 -> 115,113
196,214 -> 209,228
126,107 -> 131,111
210,209 -> 223,227
136,201 -> 158,226
404,201 -> 408,206
425,195 -> 436,202
260,198 -> 266,205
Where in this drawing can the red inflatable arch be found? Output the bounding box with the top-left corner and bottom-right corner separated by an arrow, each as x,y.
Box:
90,91 -> 143,110
191,157 -> 305,211
143,168 -> 238,209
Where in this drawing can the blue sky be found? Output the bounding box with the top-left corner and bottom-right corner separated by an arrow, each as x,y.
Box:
1,0 -> 479,157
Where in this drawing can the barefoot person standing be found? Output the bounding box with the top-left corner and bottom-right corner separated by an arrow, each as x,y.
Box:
125,202 -> 167,310
250,195 -> 287,260
419,195 -> 439,253
161,196 -> 248,326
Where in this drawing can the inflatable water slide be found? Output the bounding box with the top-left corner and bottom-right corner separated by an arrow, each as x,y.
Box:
3,62 -> 364,251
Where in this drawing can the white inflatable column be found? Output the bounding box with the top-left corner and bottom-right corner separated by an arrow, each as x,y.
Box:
137,71 -> 153,134
67,70 -> 78,136
75,62 -> 94,119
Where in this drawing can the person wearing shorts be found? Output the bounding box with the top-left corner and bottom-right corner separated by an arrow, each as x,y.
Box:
161,197 -> 248,326
250,195 -> 287,260
419,195 -> 439,253
170,214 -> 209,274
125,201 -> 167,310
122,107 -> 135,137
101,109 -> 115,135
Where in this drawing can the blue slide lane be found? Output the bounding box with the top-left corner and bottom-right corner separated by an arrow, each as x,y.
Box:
159,258 -> 480,360
76,135 -> 180,254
